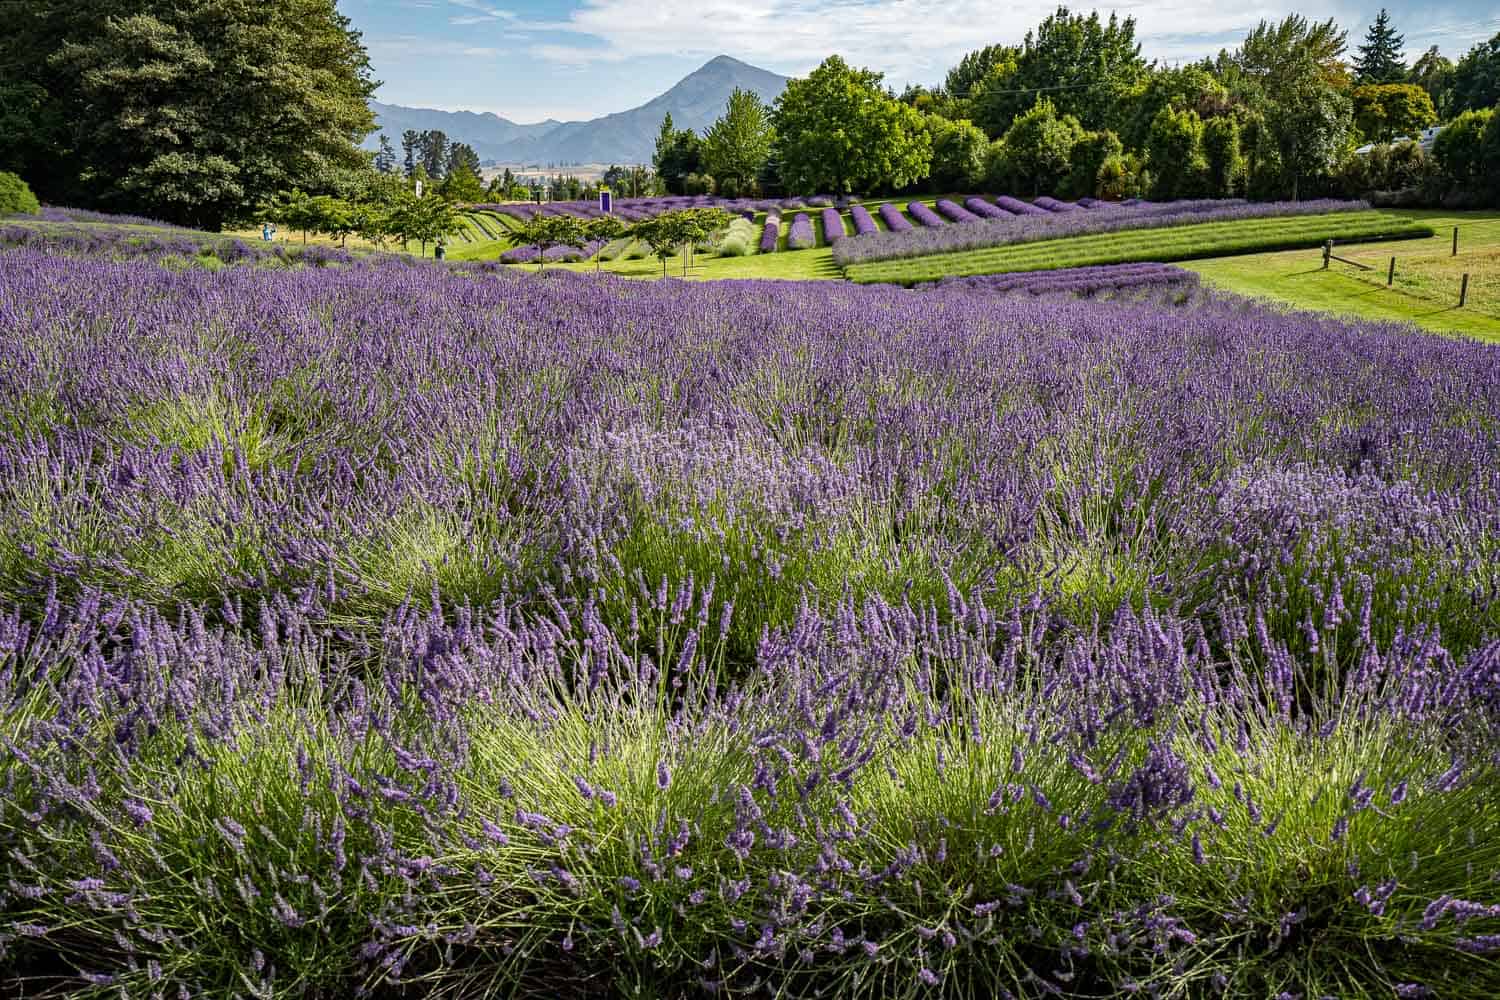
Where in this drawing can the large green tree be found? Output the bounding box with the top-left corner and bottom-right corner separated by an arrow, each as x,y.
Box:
990,97 -> 1082,195
1353,9 -> 1407,84
1447,32 -> 1500,114
700,88 -> 774,197
1352,84 -> 1436,142
0,0 -> 376,230
968,8 -> 1146,138
770,56 -> 932,195
652,114 -> 703,195
1408,47 -> 1454,117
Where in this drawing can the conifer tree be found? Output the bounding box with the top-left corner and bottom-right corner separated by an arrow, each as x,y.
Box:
1355,9 -> 1407,84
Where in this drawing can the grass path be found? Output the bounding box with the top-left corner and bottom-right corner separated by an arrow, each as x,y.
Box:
1188,210 -> 1500,341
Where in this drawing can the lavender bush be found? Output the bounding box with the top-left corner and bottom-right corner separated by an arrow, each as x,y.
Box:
907,201 -> 944,227
820,207 -> 846,244
877,203 -> 912,232
835,198 -> 1369,267
995,195 -> 1049,216
925,262 -> 1201,297
785,212 -> 815,250
849,205 -> 877,236
1033,196 -> 1079,213
759,213 -> 781,253
964,197 -> 1009,219
0,238 -> 1497,998
935,199 -> 980,223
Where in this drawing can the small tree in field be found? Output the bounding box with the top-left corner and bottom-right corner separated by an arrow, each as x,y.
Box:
511,214 -> 589,271
631,213 -> 691,278
585,216 -> 627,271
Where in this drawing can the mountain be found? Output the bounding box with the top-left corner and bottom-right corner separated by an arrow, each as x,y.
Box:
362,103 -> 562,161
367,56 -> 789,167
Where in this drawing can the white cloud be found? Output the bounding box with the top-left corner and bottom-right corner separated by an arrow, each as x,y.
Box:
524,0 -> 1495,86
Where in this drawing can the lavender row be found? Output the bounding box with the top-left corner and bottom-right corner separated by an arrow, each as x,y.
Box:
877,202 -> 912,232
935,198 -> 980,223
820,207 -> 845,244
964,196 -> 1009,219
849,204 -> 877,236
785,212 -> 814,250
759,213 -> 780,252
923,262 -> 1201,297
833,198 -> 1369,266
907,201 -> 943,227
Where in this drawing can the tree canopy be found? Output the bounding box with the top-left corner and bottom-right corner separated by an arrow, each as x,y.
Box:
0,0 -> 377,230
1354,9 -> 1407,84
700,89 -> 774,197
770,56 -> 931,195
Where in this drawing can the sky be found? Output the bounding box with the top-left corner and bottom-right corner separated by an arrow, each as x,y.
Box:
348,0 -> 1500,122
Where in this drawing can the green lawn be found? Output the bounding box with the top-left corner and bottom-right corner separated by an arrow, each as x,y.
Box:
1187,210 -> 1500,341
843,211 -> 1435,285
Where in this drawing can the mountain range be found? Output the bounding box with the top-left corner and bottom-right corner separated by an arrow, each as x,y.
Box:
365,55 -> 789,167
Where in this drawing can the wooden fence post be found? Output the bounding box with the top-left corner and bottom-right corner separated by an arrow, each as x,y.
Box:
1322,240 -> 1332,269
1460,273 -> 1469,308
1453,227 -> 1458,257
1387,257 -> 1395,286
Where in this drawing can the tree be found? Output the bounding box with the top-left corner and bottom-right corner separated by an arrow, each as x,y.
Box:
420,130 -> 449,180
445,142 -> 480,178
401,130 -> 421,177
1352,84 -> 1436,142
1266,77 -> 1351,200
1408,47 -> 1454,117
993,97 -> 1082,195
1201,116 -> 1242,196
1120,66 -> 1230,150
1354,9 -> 1406,84
260,189 -> 320,245
1432,107 -> 1494,190
945,44 -> 1021,99
1063,129 -> 1122,199
1236,15 -> 1349,93
1147,106 -> 1207,199
509,213 -> 588,271
585,216 -> 626,271
439,163 -> 486,203
1483,109 -> 1500,198
771,56 -> 932,195
969,8 -> 1147,137
389,190 -> 462,257
653,114 -> 702,195
630,212 -> 691,278
701,88 -> 774,197
373,135 -> 398,175
0,171 -> 40,215
309,195 -> 356,248
1448,32 -> 1500,115
927,116 -> 988,190
6,0 -> 376,230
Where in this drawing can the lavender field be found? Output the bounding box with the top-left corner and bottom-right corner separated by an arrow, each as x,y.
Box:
1,237 -> 1499,998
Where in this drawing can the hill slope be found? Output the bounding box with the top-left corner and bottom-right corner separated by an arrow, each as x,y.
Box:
369,56 -> 789,166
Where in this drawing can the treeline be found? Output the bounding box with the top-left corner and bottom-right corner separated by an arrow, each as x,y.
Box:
658,8 -> 1500,205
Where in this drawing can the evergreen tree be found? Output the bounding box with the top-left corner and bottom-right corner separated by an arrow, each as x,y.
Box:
445,142 -> 480,178
374,135 -> 398,174
1354,9 -> 1407,84
420,130 -> 448,180
401,130 -> 420,176
700,88 -> 774,196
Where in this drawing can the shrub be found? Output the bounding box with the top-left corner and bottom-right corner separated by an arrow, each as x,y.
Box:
1433,108 -> 1493,191
0,172 -> 40,216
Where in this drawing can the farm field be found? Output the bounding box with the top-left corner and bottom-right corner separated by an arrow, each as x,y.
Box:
1,227 -> 1499,998
1189,210 -> 1500,341
843,211 -> 1435,284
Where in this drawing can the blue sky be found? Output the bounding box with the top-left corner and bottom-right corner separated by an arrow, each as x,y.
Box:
347,0 -> 1500,122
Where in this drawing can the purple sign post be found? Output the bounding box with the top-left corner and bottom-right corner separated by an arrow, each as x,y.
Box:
600,188 -> 612,214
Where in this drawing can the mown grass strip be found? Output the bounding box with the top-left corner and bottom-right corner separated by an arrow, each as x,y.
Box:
846,211 -> 1436,285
